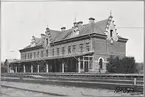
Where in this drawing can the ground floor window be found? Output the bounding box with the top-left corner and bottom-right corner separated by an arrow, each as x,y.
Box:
89,57 -> 93,69
80,55 -> 93,71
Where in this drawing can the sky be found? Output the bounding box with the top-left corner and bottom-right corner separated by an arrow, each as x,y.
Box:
1,1 -> 144,62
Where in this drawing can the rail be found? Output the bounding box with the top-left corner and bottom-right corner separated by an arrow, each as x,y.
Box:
1,72 -> 143,80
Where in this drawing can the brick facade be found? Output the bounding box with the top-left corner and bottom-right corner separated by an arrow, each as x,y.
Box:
11,14 -> 128,73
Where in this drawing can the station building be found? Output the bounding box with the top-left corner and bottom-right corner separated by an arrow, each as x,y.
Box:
10,14 -> 128,73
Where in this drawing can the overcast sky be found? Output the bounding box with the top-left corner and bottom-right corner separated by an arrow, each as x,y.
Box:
1,1 -> 144,62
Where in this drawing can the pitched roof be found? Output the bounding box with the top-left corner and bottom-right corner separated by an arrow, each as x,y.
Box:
54,19 -> 108,41
23,29 -> 62,49
49,29 -> 62,41
24,37 -> 42,49
21,18 -> 127,51
5,59 -> 19,64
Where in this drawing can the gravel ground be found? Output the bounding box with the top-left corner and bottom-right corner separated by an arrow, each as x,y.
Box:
0,87 -> 57,97
1,81 -> 143,97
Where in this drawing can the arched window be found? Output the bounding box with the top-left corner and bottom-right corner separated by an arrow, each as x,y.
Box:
99,58 -> 103,69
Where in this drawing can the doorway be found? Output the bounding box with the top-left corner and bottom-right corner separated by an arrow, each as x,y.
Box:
84,61 -> 88,72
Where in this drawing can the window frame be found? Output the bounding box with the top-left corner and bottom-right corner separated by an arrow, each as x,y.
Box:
80,44 -> 83,52
72,45 -> 76,53
62,47 -> 65,55
68,46 -> 71,54
52,49 -> 54,56
57,48 -> 59,55
86,42 -> 90,51
46,49 -> 48,57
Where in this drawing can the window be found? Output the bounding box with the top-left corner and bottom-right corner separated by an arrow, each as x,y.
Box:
52,49 -> 54,56
110,30 -> 113,37
89,57 -> 93,69
62,47 -> 65,55
28,53 -> 30,59
80,44 -> 83,52
72,45 -> 76,52
28,53 -> 29,59
29,53 -> 31,59
37,51 -> 39,58
68,46 -> 71,54
34,52 -> 36,58
86,42 -> 90,51
25,54 -> 26,59
24,54 -> 26,59
30,53 -> 32,59
46,38 -> 48,45
21,54 -> 23,59
57,48 -> 59,55
41,51 -> 44,57
46,50 -> 48,56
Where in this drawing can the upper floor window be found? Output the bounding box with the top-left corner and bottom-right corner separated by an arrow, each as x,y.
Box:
21,54 -> 23,59
30,53 -> 32,59
62,47 -> 65,55
72,45 -> 76,53
37,51 -> 39,58
28,53 -> 30,59
52,49 -> 54,56
24,54 -> 26,59
57,48 -> 59,55
25,54 -> 27,59
41,51 -> 44,57
86,42 -> 90,51
34,52 -> 36,58
80,44 -> 83,52
46,50 -> 48,57
68,46 -> 71,54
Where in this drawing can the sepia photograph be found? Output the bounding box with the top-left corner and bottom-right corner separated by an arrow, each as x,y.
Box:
0,1 -> 144,97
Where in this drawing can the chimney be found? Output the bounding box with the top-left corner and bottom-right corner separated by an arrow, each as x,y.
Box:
61,27 -> 66,31
89,17 -> 95,24
32,36 -> 35,40
78,21 -> 83,26
73,22 -> 78,27
31,36 -> 35,43
31,36 -> 36,47
41,34 -> 45,39
45,27 -> 50,34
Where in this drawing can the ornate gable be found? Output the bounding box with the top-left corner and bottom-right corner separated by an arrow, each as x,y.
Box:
105,14 -> 118,44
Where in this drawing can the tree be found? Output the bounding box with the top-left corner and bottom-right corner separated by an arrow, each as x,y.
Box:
107,56 -> 136,73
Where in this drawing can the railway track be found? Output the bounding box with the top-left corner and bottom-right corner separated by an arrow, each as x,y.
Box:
1,73 -> 144,93
2,72 -> 144,80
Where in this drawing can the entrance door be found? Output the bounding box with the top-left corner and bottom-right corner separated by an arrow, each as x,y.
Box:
84,61 -> 88,72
